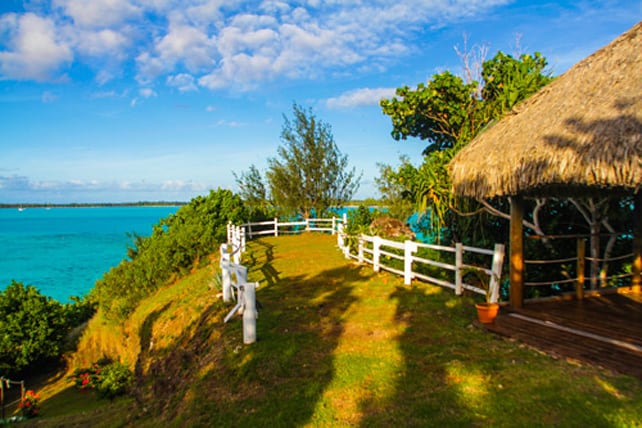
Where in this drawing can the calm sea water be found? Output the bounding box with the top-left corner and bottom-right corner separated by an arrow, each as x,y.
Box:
0,206 -> 179,303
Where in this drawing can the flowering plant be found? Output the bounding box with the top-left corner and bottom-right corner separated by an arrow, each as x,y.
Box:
68,358 -> 132,399
18,390 -> 40,418
70,362 -> 102,392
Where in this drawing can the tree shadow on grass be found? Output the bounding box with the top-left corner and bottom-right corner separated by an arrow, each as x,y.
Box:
358,284 -> 636,426
129,238 -> 367,427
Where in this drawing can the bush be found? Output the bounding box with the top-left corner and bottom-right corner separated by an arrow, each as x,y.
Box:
92,189 -> 249,320
96,361 -> 133,399
70,358 -> 133,400
0,281 -> 68,375
18,390 -> 41,418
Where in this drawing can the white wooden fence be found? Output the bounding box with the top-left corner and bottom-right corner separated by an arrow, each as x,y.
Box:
227,216 -> 505,303
240,217 -> 339,239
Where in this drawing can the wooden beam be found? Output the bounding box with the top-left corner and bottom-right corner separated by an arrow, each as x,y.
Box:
633,192 -> 642,292
576,238 -> 585,300
510,196 -> 524,308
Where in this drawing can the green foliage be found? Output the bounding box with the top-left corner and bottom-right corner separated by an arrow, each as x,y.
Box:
266,103 -> 361,219
63,295 -> 97,328
375,156 -> 416,221
379,50 -> 553,241
92,188 -> 249,320
0,281 -> 68,375
345,205 -> 375,235
482,51 -> 552,117
234,164 -> 274,220
95,361 -> 133,399
380,71 -> 482,155
70,358 -> 132,400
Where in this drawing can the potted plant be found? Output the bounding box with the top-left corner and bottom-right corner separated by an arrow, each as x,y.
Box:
463,267 -> 500,324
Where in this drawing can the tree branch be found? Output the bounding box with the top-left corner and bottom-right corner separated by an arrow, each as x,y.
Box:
477,198 -> 545,236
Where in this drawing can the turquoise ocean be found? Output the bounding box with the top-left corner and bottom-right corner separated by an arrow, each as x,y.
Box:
0,206 -> 180,303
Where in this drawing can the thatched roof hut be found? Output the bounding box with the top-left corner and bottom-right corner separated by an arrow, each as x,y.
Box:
449,21 -> 642,307
450,21 -> 642,199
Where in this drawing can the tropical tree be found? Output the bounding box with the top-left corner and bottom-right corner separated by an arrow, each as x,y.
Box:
234,164 -> 272,218
266,104 -> 361,218
380,50 -> 553,241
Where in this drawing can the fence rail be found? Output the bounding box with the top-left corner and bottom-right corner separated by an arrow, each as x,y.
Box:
523,237 -> 634,298
228,216 -> 505,303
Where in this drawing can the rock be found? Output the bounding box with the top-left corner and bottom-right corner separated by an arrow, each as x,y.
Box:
369,216 -> 415,240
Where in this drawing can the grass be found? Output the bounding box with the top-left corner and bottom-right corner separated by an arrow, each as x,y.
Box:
19,233 -> 642,427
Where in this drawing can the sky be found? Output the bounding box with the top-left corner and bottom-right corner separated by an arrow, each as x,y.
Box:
0,1 -> 640,204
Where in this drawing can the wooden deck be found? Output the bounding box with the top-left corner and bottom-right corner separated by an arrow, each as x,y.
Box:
482,291 -> 642,379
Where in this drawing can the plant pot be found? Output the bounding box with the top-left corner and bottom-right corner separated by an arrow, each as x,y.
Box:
475,302 -> 499,324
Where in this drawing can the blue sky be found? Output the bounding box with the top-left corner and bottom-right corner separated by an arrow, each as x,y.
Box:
0,1 -> 640,204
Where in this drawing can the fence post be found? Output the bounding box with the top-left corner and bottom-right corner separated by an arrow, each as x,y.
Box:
227,221 -> 232,244
576,239 -> 586,300
220,244 -> 232,302
332,217 -> 336,235
489,243 -> 505,304
274,218 -> 279,237
243,282 -> 258,344
240,227 -> 246,253
404,241 -> 417,285
455,243 -> 463,296
358,236 -> 364,264
373,236 -> 381,272
306,218 -> 310,232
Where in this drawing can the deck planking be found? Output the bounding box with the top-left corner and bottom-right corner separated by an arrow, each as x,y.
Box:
482,292 -> 642,379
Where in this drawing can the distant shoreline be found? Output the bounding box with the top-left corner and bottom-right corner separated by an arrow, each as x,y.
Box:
0,202 -> 187,209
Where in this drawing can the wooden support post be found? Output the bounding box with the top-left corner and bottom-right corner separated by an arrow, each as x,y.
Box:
490,243 -> 505,304
373,236 -> 381,272
404,241 -> 417,285
243,283 -> 258,344
633,192 -> 642,293
455,243 -> 463,296
509,196 -> 524,308
274,218 -> 279,237
576,239 -> 586,300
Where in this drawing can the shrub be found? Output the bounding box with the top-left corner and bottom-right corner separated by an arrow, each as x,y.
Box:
0,281 -> 67,375
92,189 -> 249,320
96,361 -> 133,399
70,358 -> 132,400
18,390 -> 41,418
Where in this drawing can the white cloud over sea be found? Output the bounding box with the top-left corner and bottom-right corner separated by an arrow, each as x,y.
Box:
0,175 -> 212,203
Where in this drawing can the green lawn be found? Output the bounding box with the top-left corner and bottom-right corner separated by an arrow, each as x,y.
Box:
23,233 -> 642,427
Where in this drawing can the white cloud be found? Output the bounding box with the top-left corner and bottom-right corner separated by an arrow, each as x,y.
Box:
72,28 -> 129,58
136,19 -> 215,83
0,13 -> 73,81
41,91 -> 59,103
0,174 -> 209,200
53,0 -> 141,28
140,87 -> 157,97
167,73 -> 198,92
326,87 -> 397,109
1,0 -> 516,88
216,119 -> 247,127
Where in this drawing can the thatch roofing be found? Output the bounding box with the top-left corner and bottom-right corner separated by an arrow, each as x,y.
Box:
450,21 -> 642,199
